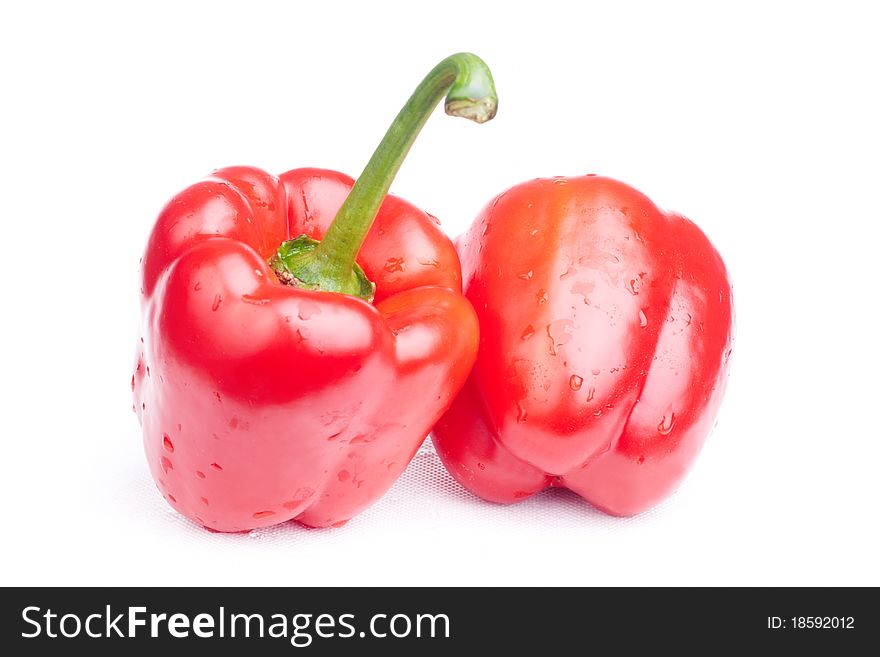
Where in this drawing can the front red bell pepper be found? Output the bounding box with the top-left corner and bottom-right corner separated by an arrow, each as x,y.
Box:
432,175 -> 734,516
133,54 -> 496,531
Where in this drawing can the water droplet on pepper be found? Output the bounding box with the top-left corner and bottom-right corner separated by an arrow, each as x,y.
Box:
658,412 -> 676,435
384,257 -> 405,272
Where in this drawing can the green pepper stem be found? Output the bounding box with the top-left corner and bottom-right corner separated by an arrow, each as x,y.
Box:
271,53 -> 497,300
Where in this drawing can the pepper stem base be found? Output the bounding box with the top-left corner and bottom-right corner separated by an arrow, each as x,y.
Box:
270,235 -> 376,302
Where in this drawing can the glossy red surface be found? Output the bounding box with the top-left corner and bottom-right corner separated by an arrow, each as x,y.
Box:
134,166 -> 477,530
432,176 -> 733,515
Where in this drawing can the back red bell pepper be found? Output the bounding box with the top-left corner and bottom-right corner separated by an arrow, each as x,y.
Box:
133,54 -> 496,531
432,175 -> 734,515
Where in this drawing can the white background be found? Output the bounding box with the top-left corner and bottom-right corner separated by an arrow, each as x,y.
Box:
2,0 -> 878,586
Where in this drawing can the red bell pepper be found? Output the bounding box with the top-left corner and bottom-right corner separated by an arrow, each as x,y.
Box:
133,54 -> 496,531
432,175 -> 734,515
